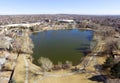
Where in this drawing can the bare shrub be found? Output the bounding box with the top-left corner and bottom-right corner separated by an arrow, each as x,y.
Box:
65,60 -> 72,67
53,61 -> 72,70
38,57 -> 53,72
58,61 -> 62,68
52,61 -> 62,70
106,78 -> 120,83
62,60 -> 72,69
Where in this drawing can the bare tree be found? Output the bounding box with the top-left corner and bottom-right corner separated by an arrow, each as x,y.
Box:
104,38 -> 118,57
38,57 -> 53,72
13,29 -> 34,54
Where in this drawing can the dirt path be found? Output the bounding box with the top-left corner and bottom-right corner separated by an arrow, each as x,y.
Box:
23,55 -> 29,83
13,54 -> 26,83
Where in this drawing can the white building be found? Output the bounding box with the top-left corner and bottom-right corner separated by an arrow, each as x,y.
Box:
58,19 -> 75,23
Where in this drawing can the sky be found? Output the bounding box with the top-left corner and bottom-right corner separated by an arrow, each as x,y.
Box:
0,0 -> 120,15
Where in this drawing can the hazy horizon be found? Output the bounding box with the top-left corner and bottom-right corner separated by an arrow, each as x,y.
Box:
0,13 -> 120,16
0,0 -> 120,15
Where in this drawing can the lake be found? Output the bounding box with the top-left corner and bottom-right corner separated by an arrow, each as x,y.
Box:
30,29 -> 93,65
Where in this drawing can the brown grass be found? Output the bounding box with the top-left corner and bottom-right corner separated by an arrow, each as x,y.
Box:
13,54 -> 26,83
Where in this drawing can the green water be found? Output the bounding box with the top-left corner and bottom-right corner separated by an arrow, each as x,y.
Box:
30,29 -> 93,65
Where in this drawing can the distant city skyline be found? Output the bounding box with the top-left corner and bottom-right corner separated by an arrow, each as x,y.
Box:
0,0 -> 120,15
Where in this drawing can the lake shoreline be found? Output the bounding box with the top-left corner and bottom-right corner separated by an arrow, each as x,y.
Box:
31,27 -> 93,34
30,28 -> 94,66
12,26 -> 106,83
23,27 -> 106,83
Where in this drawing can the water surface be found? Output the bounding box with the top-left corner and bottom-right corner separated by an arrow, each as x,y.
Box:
30,29 -> 93,65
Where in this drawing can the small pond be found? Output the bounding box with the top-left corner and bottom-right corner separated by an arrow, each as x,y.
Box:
30,29 -> 93,65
